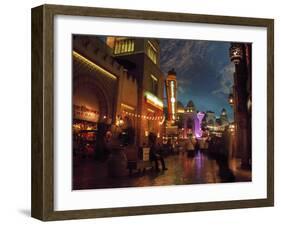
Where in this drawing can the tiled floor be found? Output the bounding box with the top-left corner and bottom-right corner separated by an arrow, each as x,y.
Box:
73,150 -> 251,190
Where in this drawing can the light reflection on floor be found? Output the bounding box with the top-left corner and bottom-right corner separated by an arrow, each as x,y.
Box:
73,150 -> 251,190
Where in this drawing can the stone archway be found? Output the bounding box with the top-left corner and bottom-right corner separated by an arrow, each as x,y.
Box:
72,53 -> 119,160
73,74 -> 111,161
73,73 -> 113,124
73,77 -> 109,123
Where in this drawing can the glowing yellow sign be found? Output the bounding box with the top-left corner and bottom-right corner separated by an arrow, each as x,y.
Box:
145,91 -> 163,110
121,103 -> 135,111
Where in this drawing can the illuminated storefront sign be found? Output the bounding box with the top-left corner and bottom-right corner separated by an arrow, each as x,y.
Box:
121,103 -> 135,111
144,91 -> 163,110
177,109 -> 185,113
73,105 -> 99,123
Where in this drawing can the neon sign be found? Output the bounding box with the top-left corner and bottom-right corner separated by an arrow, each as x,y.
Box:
73,105 -> 99,122
170,81 -> 176,119
145,91 -> 163,110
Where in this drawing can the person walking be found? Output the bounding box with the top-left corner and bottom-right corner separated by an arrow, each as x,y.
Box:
220,127 -> 230,165
148,133 -> 167,171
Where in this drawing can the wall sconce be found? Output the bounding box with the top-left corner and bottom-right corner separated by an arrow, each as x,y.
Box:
116,115 -> 124,127
145,131 -> 149,137
228,93 -> 234,106
229,124 -> 235,133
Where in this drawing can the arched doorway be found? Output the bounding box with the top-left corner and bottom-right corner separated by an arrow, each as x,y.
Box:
72,73 -> 113,159
73,79 -> 109,122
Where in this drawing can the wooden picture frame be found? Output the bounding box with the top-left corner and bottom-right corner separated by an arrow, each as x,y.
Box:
31,4 -> 274,221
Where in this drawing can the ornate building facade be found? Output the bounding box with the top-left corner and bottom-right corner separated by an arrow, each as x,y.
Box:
72,35 -> 166,158
106,37 -> 165,145
72,35 -> 138,159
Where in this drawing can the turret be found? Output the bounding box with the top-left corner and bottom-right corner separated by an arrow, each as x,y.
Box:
165,68 -> 177,122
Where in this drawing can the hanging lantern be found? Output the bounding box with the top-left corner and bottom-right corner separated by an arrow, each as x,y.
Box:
229,43 -> 243,65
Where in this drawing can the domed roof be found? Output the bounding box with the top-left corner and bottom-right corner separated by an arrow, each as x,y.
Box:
221,108 -> 227,116
168,68 -> 176,76
177,101 -> 184,110
186,100 -> 195,108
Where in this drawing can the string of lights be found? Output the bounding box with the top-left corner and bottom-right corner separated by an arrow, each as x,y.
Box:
122,110 -> 164,121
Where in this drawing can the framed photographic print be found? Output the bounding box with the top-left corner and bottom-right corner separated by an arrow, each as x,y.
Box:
31,4 -> 274,221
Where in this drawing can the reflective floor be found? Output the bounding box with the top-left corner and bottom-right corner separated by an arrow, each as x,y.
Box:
73,150 -> 251,190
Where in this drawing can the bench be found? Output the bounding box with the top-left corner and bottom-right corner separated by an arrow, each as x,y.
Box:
127,160 -> 153,175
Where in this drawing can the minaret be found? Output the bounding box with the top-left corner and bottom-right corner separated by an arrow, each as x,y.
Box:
220,108 -> 229,125
165,68 -> 177,122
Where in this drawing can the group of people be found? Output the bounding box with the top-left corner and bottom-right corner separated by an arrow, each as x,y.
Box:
208,129 -> 235,182
102,129 -> 168,172
183,128 -> 231,158
102,126 -> 232,174
139,133 -> 168,171
208,128 -> 231,163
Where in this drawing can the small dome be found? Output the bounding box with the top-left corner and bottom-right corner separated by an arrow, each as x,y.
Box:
221,108 -> 227,116
168,68 -> 176,76
186,100 -> 195,108
177,101 -> 184,110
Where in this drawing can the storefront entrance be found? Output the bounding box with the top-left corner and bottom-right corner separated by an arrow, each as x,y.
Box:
73,76 -> 109,158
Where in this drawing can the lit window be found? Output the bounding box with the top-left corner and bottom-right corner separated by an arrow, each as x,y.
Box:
114,39 -> 135,54
150,74 -> 158,96
147,41 -> 157,64
128,40 -> 131,52
131,40 -> 134,51
122,42 -> 126,52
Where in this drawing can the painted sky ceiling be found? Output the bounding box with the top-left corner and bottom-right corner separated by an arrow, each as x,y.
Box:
160,39 -> 235,121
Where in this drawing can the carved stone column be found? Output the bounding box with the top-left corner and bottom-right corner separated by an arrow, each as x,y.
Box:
229,43 -> 251,169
